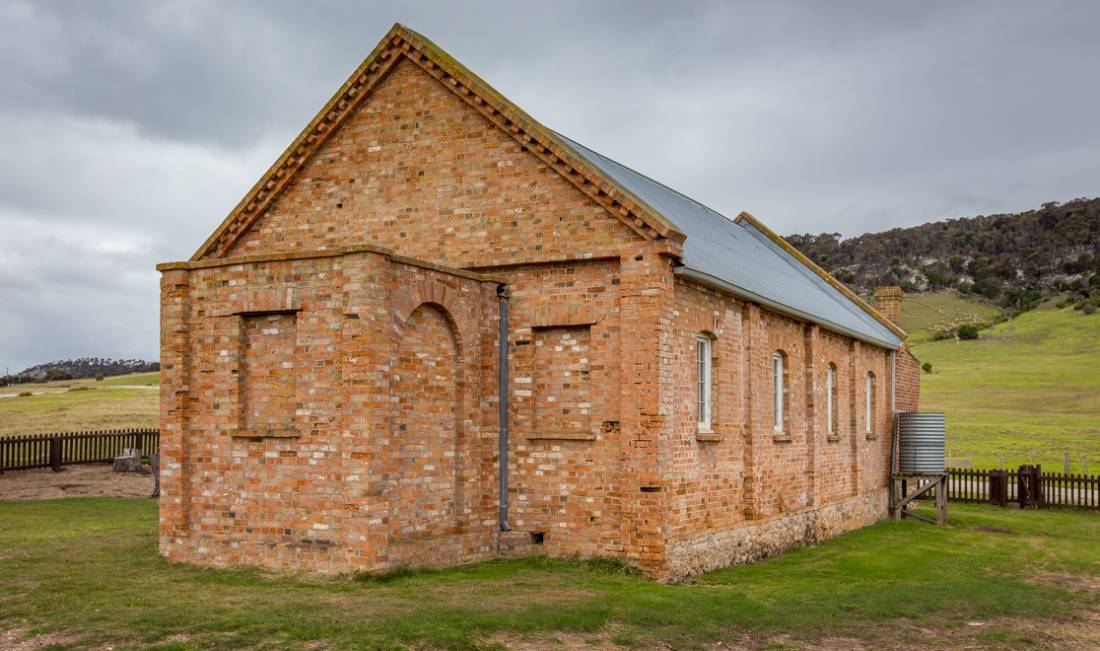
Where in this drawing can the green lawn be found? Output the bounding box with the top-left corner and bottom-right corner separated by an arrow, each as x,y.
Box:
0,499 -> 1097,649
0,372 -> 159,437
912,303 -> 1100,472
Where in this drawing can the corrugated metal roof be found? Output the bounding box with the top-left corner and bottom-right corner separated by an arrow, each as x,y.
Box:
554,132 -> 902,349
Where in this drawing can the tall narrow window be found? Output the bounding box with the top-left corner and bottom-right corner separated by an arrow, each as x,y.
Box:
773,351 -> 786,433
865,371 -> 876,434
696,336 -> 712,429
827,363 -> 838,435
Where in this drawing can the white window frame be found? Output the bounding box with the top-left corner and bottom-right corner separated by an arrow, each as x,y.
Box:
773,351 -> 785,433
696,336 -> 712,430
865,371 -> 875,433
826,363 -> 835,434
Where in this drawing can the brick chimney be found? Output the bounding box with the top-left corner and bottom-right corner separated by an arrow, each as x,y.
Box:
874,286 -> 903,326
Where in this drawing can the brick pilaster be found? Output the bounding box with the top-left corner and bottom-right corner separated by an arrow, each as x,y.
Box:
158,268 -> 192,554
804,324 -> 820,507
848,339 -> 861,496
617,248 -> 672,575
740,303 -> 762,519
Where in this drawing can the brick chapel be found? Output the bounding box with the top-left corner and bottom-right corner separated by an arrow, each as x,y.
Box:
158,24 -> 921,580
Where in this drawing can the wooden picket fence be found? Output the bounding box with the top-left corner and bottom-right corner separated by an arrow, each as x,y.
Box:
941,465 -> 1100,511
0,428 -> 159,473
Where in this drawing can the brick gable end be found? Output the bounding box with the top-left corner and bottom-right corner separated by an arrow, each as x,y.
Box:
220,60 -> 647,268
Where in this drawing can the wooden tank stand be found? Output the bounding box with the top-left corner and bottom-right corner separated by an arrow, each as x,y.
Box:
890,473 -> 947,524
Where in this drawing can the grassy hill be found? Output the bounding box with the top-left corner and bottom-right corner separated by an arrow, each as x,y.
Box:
897,290 -> 1002,343
910,299 -> 1100,472
0,372 -> 159,436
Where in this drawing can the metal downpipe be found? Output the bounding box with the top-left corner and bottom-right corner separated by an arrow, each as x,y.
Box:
497,285 -> 512,532
891,349 -> 897,413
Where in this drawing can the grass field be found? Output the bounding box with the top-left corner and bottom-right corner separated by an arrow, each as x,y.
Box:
911,301 -> 1100,472
899,290 -> 1003,343
0,498 -> 1097,650
0,372 -> 159,436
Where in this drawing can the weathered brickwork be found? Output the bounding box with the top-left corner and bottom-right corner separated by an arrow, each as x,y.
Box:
162,27 -> 920,581
896,345 -> 922,413
225,58 -> 640,268
159,246 -> 501,573
660,279 -> 904,578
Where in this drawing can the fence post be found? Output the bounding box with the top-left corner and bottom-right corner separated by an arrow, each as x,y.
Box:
989,470 -> 1007,507
49,436 -> 62,472
1033,465 -> 1045,508
1018,465 -> 1032,508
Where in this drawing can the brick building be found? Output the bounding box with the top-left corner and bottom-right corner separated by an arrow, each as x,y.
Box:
158,24 -> 920,580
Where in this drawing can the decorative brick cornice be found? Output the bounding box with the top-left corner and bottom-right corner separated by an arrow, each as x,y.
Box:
192,23 -> 685,261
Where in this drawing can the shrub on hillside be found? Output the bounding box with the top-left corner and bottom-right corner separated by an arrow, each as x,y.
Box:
922,362 -> 933,373
1084,304 -> 1097,315
957,324 -> 979,340
971,278 -> 1000,299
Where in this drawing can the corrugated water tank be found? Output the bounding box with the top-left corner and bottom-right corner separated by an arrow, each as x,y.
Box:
897,412 -> 945,474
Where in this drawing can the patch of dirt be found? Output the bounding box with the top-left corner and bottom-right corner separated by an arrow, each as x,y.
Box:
0,464 -> 155,500
1,627 -> 82,650
1028,572 -> 1100,593
493,631 -> 625,650
972,525 -> 1017,534
491,613 -> 1100,650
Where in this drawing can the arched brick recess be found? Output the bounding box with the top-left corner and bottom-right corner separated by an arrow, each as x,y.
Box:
389,303 -> 462,548
393,280 -> 471,343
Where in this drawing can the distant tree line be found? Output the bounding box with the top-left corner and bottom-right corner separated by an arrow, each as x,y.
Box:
0,358 -> 159,387
787,197 -> 1100,314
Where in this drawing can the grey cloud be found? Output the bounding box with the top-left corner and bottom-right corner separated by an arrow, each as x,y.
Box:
0,0 -> 1098,370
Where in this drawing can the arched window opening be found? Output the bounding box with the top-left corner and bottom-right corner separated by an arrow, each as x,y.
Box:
865,371 -> 876,435
827,363 -> 838,435
773,351 -> 787,434
696,335 -> 713,429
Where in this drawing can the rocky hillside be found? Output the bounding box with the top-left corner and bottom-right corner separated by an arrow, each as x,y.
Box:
3,358 -> 159,385
787,197 -> 1100,313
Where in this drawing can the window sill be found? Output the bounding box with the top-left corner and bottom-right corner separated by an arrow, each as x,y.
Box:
826,434 -> 842,443
772,433 -> 793,443
696,430 -> 722,442
528,432 -> 597,441
865,432 -> 877,440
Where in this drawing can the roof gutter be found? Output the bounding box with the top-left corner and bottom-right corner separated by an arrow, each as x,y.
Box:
675,266 -> 902,351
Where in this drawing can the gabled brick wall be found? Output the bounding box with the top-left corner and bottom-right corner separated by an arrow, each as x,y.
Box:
224,58 -> 640,267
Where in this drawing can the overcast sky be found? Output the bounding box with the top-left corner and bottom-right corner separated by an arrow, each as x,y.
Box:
1,0 -> 1098,372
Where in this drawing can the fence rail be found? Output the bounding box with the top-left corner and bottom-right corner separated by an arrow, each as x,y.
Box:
942,465 -> 1100,511
0,428 -> 159,473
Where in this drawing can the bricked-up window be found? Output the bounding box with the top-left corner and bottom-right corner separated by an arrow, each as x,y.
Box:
773,351 -> 787,434
865,371 -> 876,434
696,336 -> 712,429
533,325 -> 592,436
241,313 -> 297,437
827,363 -> 838,435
